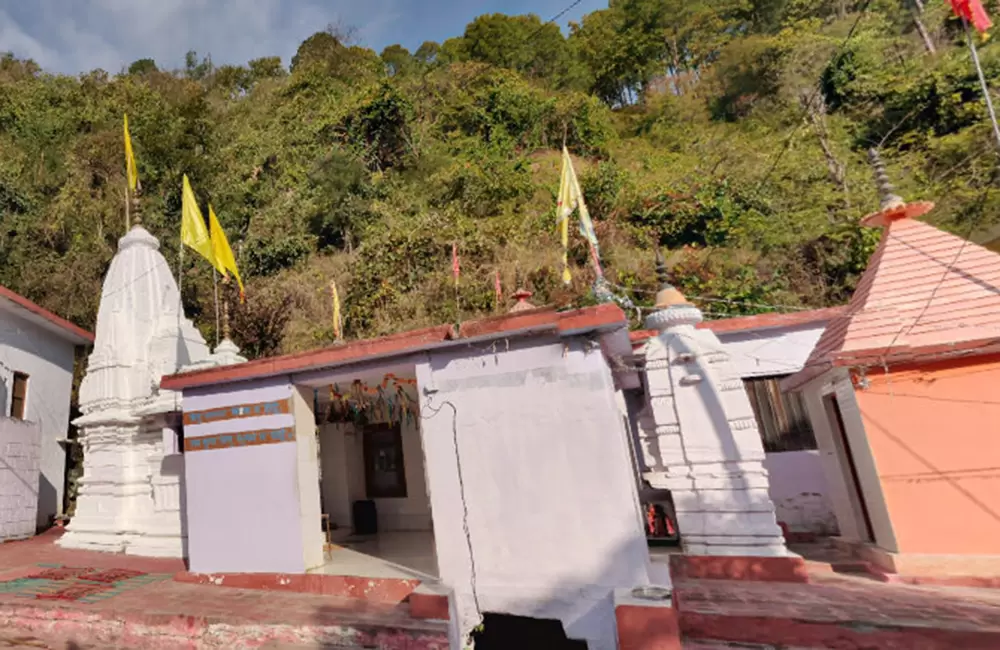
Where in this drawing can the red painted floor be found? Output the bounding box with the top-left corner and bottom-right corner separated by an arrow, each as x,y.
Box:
676,571 -> 1000,649
0,530 -> 447,649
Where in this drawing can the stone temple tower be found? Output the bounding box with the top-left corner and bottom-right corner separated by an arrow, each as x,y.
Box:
59,223 -> 244,557
635,255 -> 788,556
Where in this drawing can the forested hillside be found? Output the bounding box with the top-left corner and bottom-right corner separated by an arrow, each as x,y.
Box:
2,0 -> 999,357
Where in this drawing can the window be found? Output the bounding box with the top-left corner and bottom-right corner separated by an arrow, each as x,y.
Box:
743,375 -> 816,452
363,423 -> 408,498
9,372 -> 28,420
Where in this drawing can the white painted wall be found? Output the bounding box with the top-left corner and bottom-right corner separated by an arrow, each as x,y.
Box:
715,323 -> 839,536
319,415 -> 432,533
0,305 -> 77,529
417,337 -> 651,650
0,417 -> 41,540
716,323 -> 827,379
762,451 -> 838,535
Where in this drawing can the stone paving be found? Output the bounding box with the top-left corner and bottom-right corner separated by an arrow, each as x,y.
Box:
0,530 -> 447,649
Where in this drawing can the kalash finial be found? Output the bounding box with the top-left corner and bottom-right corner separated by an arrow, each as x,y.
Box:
653,249 -> 688,310
222,291 -> 231,341
861,148 -> 934,228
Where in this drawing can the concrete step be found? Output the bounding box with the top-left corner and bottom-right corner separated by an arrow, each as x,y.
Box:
684,641 -> 820,649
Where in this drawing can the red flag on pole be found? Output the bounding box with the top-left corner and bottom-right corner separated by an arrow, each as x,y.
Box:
452,242 -> 460,287
951,0 -> 992,33
494,270 -> 502,308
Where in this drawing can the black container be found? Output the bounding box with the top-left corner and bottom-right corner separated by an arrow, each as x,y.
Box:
353,499 -> 378,535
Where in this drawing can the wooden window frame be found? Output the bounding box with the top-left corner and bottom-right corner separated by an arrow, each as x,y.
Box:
363,423 -> 408,499
743,375 -> 817,453
9,372 -> 28,420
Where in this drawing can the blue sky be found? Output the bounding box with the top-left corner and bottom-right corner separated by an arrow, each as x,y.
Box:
0,0 -> 606,75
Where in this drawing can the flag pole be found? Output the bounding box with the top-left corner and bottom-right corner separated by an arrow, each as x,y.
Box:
212,269 -> 220,347
125,185 -> 130,234
964,17 -> 1000,150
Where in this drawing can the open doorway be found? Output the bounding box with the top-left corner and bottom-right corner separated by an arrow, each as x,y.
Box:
311,372 -> 437,580
823,393 -> 875,543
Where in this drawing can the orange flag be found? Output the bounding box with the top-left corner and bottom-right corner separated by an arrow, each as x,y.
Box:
951,0 -> 992,33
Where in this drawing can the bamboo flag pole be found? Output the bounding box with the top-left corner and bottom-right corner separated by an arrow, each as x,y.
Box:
963,17 -> 1000,150
212,270 -> 221,347
452,242 -> 461,323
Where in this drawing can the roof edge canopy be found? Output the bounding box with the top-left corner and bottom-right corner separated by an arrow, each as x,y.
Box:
0,285 -> 94,346
160,303 -> 628,392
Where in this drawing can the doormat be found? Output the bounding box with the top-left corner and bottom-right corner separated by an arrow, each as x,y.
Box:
0,564 -> 171,604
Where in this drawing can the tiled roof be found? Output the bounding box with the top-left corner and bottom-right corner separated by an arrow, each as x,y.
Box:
160,303 -> 627,391
0,285 -> 94,345
628,305 -> 845,348
785,217 -> 1000,390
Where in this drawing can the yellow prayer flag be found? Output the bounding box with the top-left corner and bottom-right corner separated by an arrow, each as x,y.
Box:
557,147 -> 575,285
181,175 -> 218,270
209,205 -> 245,301
331,280 -> 342,340
124,114 -> 139,192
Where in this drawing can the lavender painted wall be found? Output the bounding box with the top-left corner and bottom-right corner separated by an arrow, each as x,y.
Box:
183,380 -> 305,574
416,336 -> 651,650
0,417 -> 40,540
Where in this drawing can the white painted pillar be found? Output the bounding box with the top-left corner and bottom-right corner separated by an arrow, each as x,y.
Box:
293,386 -> 325,571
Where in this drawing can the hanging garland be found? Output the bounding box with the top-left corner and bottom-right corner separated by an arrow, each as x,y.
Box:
324,373 -> 419,426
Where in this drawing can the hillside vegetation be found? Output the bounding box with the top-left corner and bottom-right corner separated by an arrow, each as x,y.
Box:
2,0 -> 999,357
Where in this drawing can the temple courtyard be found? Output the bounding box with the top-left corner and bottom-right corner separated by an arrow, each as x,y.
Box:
0,531 -> 994,649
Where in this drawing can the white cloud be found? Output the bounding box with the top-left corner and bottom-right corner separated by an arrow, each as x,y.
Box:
0,0 -> 402,74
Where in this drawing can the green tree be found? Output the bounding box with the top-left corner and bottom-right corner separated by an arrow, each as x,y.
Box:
127,58 -> 158,75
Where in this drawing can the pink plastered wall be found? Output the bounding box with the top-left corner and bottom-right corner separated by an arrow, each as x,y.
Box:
854,354 -> 1000,556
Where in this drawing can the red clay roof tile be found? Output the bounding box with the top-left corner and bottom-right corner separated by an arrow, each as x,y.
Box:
786,217 -> 1000,389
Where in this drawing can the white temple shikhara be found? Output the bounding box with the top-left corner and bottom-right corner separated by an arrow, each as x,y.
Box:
635,258 -> 789,556
59,224 -> 245,557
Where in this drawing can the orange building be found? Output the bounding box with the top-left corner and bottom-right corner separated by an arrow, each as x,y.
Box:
784,150 -> 1000,579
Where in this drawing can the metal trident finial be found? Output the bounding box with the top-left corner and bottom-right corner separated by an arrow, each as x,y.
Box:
868,148 -> 903,211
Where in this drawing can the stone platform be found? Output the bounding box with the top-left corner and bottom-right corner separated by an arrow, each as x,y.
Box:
0,530 -> 447,649
676,572 -> 1000,649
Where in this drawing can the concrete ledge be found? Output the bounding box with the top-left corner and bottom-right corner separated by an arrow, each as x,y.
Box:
174,571 -> 420,604
832,538 -> 1000,588
0,602 -> 449,650
679,611 -> 1000,650
614,587 -> 680,650
669,555 -> 809,583
409,584 -> 451,621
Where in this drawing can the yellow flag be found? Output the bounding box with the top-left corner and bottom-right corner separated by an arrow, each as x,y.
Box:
124,114 -> 139,192
209,205 -> 245,301
331,280 -> 342,340
557,148 -> 575,285
181,175 -> 218,270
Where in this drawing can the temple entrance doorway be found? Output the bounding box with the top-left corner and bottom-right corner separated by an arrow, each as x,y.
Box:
307,366 -> 438,580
